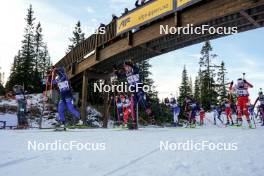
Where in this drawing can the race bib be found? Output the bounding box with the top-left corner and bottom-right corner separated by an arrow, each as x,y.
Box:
127,74 -> 140,85
15,95 -> 24,100
236,89 -> 248,96
58,81 -> 70,91
260,98 -> 264,105
225,103 -> 230,108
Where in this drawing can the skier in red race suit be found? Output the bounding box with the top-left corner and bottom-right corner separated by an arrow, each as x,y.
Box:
229,77 -> 253,127
222,98 -> 234,126
199,108 -> 205,126
113,60 -> 153,129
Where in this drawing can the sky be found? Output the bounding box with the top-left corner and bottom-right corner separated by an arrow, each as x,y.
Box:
0,0 -> 263,102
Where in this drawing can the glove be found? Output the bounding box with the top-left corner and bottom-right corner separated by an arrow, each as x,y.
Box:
113,65 -> 118,73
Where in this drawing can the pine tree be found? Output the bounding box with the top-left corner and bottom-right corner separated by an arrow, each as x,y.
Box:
138,60 -> 159,121
198,41 -> 218,110
0,68 -> 5,95
19,4 -> 36,92
34,22 -> 43,72
178,66 -> 192,106
0,83 -> 5,96
40,44 -> 52,76
189,77 -> 193,96
6,51 -> 23,90
217,61 -> 228,102
34,22 -> 51,77
138,60 -> 158,101
66,21 -> 85,53
6,5 -> 51,93
194,76 -> 200,103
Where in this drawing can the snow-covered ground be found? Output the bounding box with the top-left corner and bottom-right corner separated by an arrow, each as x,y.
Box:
1,95 -> 263,176
0,125 -> 263,176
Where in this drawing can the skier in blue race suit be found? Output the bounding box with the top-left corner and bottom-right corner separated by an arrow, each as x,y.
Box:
114,61 -> 153,128
184,98 -> 199,127
52,67 -> 83,128
212,105 -> 224,125
190,100 -> 199,126
254,89 -> 264,126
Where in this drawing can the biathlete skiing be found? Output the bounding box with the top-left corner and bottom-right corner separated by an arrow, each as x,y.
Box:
49,67 -> 83,130
184,98 -> 199,128
222,98 -> 234,126
229,74 -> 254,128
170,97 -> 181,127
115,94 -> 132,127
113,60 -> 153,129
211,105 -> 224,126
199,108 -> 205,126
254,89 -> 264,126
13,85 -> 28,129
165,97 -> 181,127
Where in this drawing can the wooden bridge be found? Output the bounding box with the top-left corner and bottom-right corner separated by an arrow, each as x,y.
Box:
55,0 -> 264,126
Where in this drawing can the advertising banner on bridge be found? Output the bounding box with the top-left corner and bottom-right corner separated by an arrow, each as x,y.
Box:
176,0 -> 202,10
116,0 -> 174,35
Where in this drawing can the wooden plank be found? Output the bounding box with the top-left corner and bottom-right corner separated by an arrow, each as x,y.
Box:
80,70 -> 88,121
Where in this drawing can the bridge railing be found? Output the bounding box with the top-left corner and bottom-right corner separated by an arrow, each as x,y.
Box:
57,20 -> 117,71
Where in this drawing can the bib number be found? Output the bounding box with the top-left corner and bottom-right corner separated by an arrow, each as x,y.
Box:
58,81 -> 70,91
236,89 -> 248,96
15,95 -> 24,100
127,74 -> 139,84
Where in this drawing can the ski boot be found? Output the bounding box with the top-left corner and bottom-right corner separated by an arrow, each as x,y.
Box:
247,120 -> 254,129
226,121 -> 230,126
76,119 -> 83,126
248,123 -> 254,129
123,123 -> 128,129
55,122 -> 66,131
236,119 -> 242,127
261,123 -> 264,127
231,121 -> 234,126
190,122 -> 196,128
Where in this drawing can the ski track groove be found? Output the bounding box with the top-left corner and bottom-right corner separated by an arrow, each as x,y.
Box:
0,156 -> 40,168
102,148 -> 160,176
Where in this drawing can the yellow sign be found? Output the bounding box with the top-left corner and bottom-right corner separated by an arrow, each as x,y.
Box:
177,0 -> 191,7
117,0 -> 174,35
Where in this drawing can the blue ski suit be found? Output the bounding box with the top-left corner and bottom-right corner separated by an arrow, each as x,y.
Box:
53,67 -> 80,123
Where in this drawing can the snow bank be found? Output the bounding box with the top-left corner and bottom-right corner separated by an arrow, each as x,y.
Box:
86,106 -> 102,127
0,114 -> 17,127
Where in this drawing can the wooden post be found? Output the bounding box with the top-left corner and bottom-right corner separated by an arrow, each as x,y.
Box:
95,33 -> 100,61
174,11 -> 181,27
103,79 -> 110,128
128,31 -> 133,46
81,70 -> 88,122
